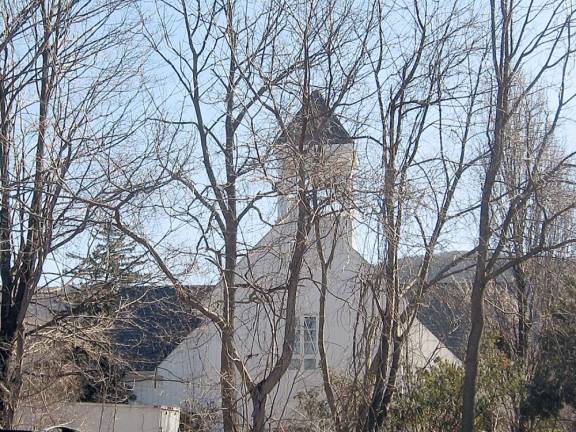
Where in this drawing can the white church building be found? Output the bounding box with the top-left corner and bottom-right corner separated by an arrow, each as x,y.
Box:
126,92 -> 459,428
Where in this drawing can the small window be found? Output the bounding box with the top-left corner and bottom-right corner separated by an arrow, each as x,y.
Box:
303,316 -> 317,355
289,315 -> 318,370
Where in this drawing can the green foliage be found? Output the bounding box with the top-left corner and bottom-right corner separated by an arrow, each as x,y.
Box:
522,280 -> 576,423
64,224 -> 147,318
285,328 -> 573,432
389,360 -> 463,432
389,336 -> 525,432
70,224 -> 145,293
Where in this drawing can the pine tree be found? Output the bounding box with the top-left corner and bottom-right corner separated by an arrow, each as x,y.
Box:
64,223 -> 147,403
67,223 -> 146,313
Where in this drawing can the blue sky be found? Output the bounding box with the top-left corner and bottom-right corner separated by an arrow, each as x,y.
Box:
40,0 -> 576,287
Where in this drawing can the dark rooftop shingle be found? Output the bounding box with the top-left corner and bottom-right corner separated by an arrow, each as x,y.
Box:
113,285 -> 207,371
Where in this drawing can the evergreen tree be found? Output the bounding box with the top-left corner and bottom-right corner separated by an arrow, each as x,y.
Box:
69,223 -> 146,309
64,223 -> 147,403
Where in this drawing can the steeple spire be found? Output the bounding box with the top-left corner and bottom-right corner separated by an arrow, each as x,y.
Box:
274,92 -> 355,220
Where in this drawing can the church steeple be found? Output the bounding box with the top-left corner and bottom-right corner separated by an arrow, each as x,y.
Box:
274,91 -> 355,220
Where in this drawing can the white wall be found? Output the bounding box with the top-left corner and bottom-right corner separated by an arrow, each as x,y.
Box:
16,402 -> 180,432
130,215 -> 458,427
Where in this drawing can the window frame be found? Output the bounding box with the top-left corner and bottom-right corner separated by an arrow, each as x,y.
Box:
289,314 -> 318,370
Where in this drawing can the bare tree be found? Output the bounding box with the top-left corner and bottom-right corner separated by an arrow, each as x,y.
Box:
106,1 -> 370,430
0,0 -> 145,426
310,2 -> 487,431
462,1 -> 576,430
488,82 -> 576,431
5,2 -> 570,432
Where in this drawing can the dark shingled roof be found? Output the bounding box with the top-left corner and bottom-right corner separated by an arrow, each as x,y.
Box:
274,91 -> 352,147
410,253 -> 574,360
113,285 -> 209,371
400,252 -> 503,360
417,282 -> 472,360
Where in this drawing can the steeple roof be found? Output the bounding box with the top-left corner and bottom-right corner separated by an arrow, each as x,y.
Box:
274,91 -> 352,147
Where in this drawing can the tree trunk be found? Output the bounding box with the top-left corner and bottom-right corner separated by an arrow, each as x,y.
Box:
0,315 -> 26,428
316,217 -> 341,431
221,329 -> 238,432
0,342 -> 14,427
462,282 -> 485,432
251,384 -> 267,432
461,2 -> 510,428
513,264 -> 530,432
221,221 -> 238,432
